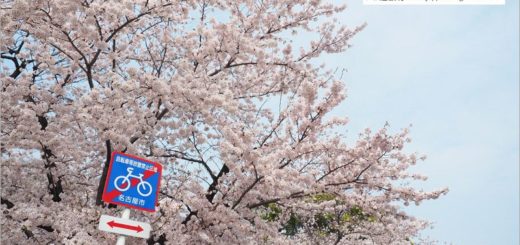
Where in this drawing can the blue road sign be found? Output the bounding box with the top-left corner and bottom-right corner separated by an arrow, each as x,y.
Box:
102,152 -> 162,212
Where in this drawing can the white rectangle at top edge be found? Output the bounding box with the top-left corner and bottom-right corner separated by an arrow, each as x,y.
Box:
363,0 -> 505,5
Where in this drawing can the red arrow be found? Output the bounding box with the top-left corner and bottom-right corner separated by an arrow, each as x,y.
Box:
107,220 -> 144,233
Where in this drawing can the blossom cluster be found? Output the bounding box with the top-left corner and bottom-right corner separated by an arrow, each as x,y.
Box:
1,0 -> 446,244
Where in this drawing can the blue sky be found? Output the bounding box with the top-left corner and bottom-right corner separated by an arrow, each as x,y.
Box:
318,1 -> 519,244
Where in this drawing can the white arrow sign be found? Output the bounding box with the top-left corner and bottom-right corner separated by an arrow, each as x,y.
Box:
98,214 -> 151,239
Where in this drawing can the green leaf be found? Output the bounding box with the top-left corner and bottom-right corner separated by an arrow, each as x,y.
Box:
367,215 -> 376,222
341,213 -> 351,222
260,203 -> 282,221
349,206 -> 363,217
283,214 -> 303,236
312,193 -> 336,202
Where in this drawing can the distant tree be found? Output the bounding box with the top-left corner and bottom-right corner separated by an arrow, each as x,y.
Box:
0,0 -> 447,244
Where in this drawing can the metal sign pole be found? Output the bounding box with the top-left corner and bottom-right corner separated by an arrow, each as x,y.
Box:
116,209 -> 131,245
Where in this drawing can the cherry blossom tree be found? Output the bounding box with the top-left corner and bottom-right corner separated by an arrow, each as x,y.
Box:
1,0 -> 447,244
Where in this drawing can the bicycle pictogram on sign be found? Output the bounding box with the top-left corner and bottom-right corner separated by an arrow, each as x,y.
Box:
114,167 -> 153,197
102,152 -> 162,212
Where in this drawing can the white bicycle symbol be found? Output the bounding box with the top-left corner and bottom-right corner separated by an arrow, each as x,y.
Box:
114,167 -> 153,197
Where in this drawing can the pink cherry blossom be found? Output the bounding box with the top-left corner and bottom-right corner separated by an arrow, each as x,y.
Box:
1,1 -> 447,244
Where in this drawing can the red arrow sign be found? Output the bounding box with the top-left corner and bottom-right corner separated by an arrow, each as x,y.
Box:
108,220 -> 144,233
